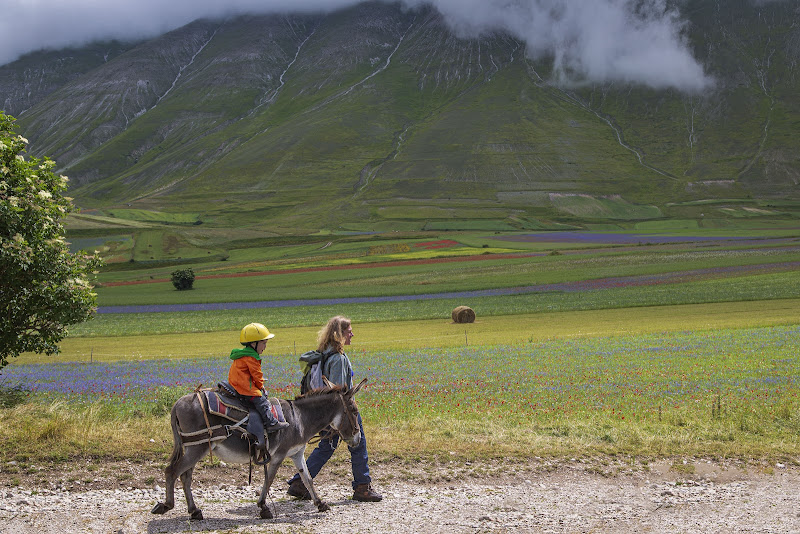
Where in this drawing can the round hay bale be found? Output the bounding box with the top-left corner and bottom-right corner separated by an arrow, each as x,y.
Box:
452,306 -> 476,324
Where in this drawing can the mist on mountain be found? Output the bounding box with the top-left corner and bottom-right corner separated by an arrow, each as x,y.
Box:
3,0 -> 716,90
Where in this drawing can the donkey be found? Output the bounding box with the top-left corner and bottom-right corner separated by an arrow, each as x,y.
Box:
152,378 -> 366,520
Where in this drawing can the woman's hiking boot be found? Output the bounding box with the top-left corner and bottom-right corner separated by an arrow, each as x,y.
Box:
287,479 -> 311,500
352,483 -> 383,502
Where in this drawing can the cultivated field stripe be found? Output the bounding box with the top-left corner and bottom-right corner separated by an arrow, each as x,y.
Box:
97,261 -> 800,314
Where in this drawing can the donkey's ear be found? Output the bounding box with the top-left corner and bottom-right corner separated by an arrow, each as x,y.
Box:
322,376 -> 334,388
350,378 -> 367,396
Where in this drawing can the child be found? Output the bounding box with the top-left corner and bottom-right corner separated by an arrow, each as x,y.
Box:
228,322 -> 289,447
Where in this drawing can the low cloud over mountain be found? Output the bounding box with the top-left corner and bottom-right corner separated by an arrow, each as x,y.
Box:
2,0 -> 725,90
408,0 -> 713,91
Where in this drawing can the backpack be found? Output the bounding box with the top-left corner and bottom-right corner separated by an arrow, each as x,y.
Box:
299,350 -> 332,394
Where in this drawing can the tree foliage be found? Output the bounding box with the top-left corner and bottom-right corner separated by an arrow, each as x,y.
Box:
0,112 -> 101,370
171,267 -> 195,290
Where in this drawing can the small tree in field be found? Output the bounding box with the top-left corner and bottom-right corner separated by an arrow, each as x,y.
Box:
171,267 -> 195,290
0,112 -> 101,370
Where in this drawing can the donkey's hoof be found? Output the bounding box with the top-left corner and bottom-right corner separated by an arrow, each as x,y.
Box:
259,506 -> 273,519
189,508 -> 204,521
151,502 -> 172,515
317,501 -> 330,512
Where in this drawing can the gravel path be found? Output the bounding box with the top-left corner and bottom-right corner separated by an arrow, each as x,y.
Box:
2,459 -> 799,533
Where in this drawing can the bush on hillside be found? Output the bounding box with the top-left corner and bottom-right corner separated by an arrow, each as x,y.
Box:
171,268 -> 196,290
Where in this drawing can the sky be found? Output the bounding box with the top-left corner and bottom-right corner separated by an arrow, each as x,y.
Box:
0,0 -> 730,91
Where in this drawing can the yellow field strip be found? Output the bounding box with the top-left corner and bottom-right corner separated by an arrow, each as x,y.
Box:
15,299 -> 800,364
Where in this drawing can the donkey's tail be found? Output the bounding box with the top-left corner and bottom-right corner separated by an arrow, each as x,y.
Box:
167,403 -> 184,465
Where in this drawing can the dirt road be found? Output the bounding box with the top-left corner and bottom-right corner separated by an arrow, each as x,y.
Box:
2,457 -> 798,533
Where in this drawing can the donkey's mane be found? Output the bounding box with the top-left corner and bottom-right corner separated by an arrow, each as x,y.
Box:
294,384 -> 346,401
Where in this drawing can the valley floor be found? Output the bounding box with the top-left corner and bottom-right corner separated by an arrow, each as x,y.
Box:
97,259 -> 800,313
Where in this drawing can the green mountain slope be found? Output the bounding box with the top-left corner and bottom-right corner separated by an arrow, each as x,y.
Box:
0,40 -> 136,117
2,1 -> 798,231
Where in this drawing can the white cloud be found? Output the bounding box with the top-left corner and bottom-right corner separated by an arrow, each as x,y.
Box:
0,0 -> 719,91
404,0 -> 713,91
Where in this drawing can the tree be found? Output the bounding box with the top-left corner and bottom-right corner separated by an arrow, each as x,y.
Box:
0,112 -> 101,370
171,267 -> 195,290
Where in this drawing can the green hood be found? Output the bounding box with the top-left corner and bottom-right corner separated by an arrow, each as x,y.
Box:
230,346 -> 260,361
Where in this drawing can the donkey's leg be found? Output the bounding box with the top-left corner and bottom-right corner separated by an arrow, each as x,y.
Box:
153,444 -> 206,516
153,405 -> 187,515
160,458 -> 179,513
180,466 -> 205,521
151,458 -> 178,514
166,444 -> 206,520
289,450 -> 329,512
257,458 -> 283,519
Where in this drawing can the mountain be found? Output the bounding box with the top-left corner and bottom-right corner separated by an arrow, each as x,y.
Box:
2,0 -> 799,232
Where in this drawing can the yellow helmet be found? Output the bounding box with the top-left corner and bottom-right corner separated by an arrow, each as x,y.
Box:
240,322 -> 275,343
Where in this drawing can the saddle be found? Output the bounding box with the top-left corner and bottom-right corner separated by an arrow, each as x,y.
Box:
181,383 -> 286,464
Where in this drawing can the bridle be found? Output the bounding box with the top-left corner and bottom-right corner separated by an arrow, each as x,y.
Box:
312,389 -> 360,444
338,390 -> 360,440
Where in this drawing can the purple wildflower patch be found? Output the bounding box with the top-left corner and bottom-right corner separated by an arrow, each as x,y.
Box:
3,327 -> 798,424
0,358 -> 299,411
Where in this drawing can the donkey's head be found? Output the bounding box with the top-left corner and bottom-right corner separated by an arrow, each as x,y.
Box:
326,377 -> 367,448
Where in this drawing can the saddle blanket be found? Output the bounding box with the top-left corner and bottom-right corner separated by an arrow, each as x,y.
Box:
180,389 -> 286,448
204,388 -> 285,423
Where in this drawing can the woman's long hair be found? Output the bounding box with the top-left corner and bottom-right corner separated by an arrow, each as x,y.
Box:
317,315 -> 351,354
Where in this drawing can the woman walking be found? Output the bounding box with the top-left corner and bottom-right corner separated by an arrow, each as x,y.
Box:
286,316 -> 383,502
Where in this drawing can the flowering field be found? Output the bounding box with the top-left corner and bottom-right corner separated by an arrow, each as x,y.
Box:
4,327 -> 799,440
357,326 -> 800,430
0,356 -> 300,416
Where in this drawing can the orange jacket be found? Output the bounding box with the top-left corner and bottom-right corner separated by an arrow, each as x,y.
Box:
228,346 -> 263,397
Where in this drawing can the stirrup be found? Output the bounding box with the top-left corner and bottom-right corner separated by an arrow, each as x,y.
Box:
254,444 -> 270,465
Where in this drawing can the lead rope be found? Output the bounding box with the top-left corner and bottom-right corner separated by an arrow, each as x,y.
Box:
194,385 -> 214,463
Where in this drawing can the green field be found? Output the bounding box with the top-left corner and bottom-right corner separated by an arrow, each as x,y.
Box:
30,223 -> 800,359
3,225 -> 800,469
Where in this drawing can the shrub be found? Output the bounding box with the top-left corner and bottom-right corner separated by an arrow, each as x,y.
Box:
0,384 -> 31,408
171,268 -> 196,291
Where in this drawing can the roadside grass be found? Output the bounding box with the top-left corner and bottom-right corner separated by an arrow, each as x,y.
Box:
0,401 -> 166,462
2,326 -> 799,465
